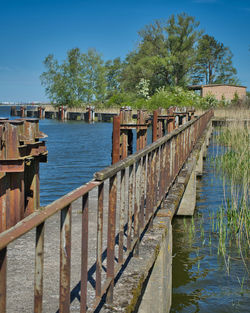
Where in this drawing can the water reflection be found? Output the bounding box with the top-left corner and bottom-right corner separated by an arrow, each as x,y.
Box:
171,143 -> 250,313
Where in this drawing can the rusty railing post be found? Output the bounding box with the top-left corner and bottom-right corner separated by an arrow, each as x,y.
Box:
112,115 -> 120,164
96,184 -> 103,299
60,205 -> 72,313
80,194 -> 89,313
106,174 -> 117,303
152,110 -> 158,142
34,222 -> 45,313
0,247 -> 7,313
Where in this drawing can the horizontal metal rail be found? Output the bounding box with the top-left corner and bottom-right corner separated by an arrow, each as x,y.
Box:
0,109 -> 213,313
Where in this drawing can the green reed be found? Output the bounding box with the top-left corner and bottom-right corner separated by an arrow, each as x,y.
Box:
213,124 -> 249,270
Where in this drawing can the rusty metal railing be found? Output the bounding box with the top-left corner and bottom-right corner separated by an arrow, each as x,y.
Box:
0,109 -> 213,313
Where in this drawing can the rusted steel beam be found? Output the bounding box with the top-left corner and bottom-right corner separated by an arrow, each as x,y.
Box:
136,110 -> 147,151
59,205 -> 72,313
80,194 -> 89,313
34,222 -> 45,313
139,156 -> 146,230
0,118 -> 47,232
120,131 -> 128,160
0,248 -> 7,313
58,106 -> 66,120
118,169 -> 125,263
25,159 -> 40,217
38,107 -> 44,119
106,174 -> 117,303
145,153 -> 152,222
154,148 -> 159,207
127,164 -> 133,251
96,184 -> 103,298
20,106 -> 26,118
0,174 -> 7,233
152,110 -> 158,142
159,145 -> 164,200
0,180 -> 101,250
112,116 -> 120,164
151,150 -> 156,214
95,111 -> 214,181
134,160 -> 140,257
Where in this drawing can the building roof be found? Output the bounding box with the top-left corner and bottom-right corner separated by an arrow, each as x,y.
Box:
188,84 -> 247,90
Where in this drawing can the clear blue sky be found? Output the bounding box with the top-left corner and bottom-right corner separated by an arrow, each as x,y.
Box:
0,0 -> 249,102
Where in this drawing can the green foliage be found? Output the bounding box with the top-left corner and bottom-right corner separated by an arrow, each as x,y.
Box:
40,48 -> 107,107
216,127 -> 250,182
81,49 -> 107,102
218,94 -> 231,108
193,34 -> 238,84
106,87 -> 218,110
146,86 -> 204,110
105,57 -> 123,96
165,13 -> 202,86
121,13 -> 202,94
202,93 -> 218,109
230,92 -> 241,106
40,13 -> 239,108
136,78 -> 150,99
105,92 -> 145,109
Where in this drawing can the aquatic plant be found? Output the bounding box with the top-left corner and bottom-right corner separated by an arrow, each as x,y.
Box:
213,123 -> 249,272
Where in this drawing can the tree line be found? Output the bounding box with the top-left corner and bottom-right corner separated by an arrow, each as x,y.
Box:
40,13 -> 239,108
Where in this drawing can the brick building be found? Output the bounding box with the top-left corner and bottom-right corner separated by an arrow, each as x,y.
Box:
188,84 -> 247,101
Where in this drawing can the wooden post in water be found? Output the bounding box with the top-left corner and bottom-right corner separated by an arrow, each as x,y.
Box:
112,116 -> 121,164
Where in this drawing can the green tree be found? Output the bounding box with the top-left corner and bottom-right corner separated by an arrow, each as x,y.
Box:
121,20 -> 171,94
192,34 -> 238,84
165,13 -> 202,85
121,13 -> 202,94
81,48 -> 107,102
40,48 -> 107,107
105,57 -> 123,96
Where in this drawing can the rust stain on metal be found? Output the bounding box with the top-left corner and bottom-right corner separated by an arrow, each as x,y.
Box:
112,116 -> 120,164
80,194 -> 88,313
59,205 -> 72,313
96,184 -> 103,298
0,247 -> 7,313
118,169 -> 125,263
106,174 -> 117,303
34,222 -> 45,313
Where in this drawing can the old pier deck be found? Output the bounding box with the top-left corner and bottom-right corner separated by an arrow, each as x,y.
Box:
9,105 -> 121,122
0,108 -> 213,313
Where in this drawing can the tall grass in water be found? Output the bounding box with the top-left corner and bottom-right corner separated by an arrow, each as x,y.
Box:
214,122 -> 249,272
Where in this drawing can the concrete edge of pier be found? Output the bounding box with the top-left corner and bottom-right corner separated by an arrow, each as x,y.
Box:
100,121 -> 213,313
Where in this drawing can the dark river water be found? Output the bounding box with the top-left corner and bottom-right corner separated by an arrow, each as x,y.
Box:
1,106 -> 249,312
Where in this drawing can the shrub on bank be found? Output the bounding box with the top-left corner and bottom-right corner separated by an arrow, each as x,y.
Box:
146,86 -> 205,110
104,87 -> 209,110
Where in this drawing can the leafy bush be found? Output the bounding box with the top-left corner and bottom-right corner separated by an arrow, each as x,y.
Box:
104,86 -> 222,110
146,86 -> 204,110
202,93 -> 218,109
105,92 -> 146,108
